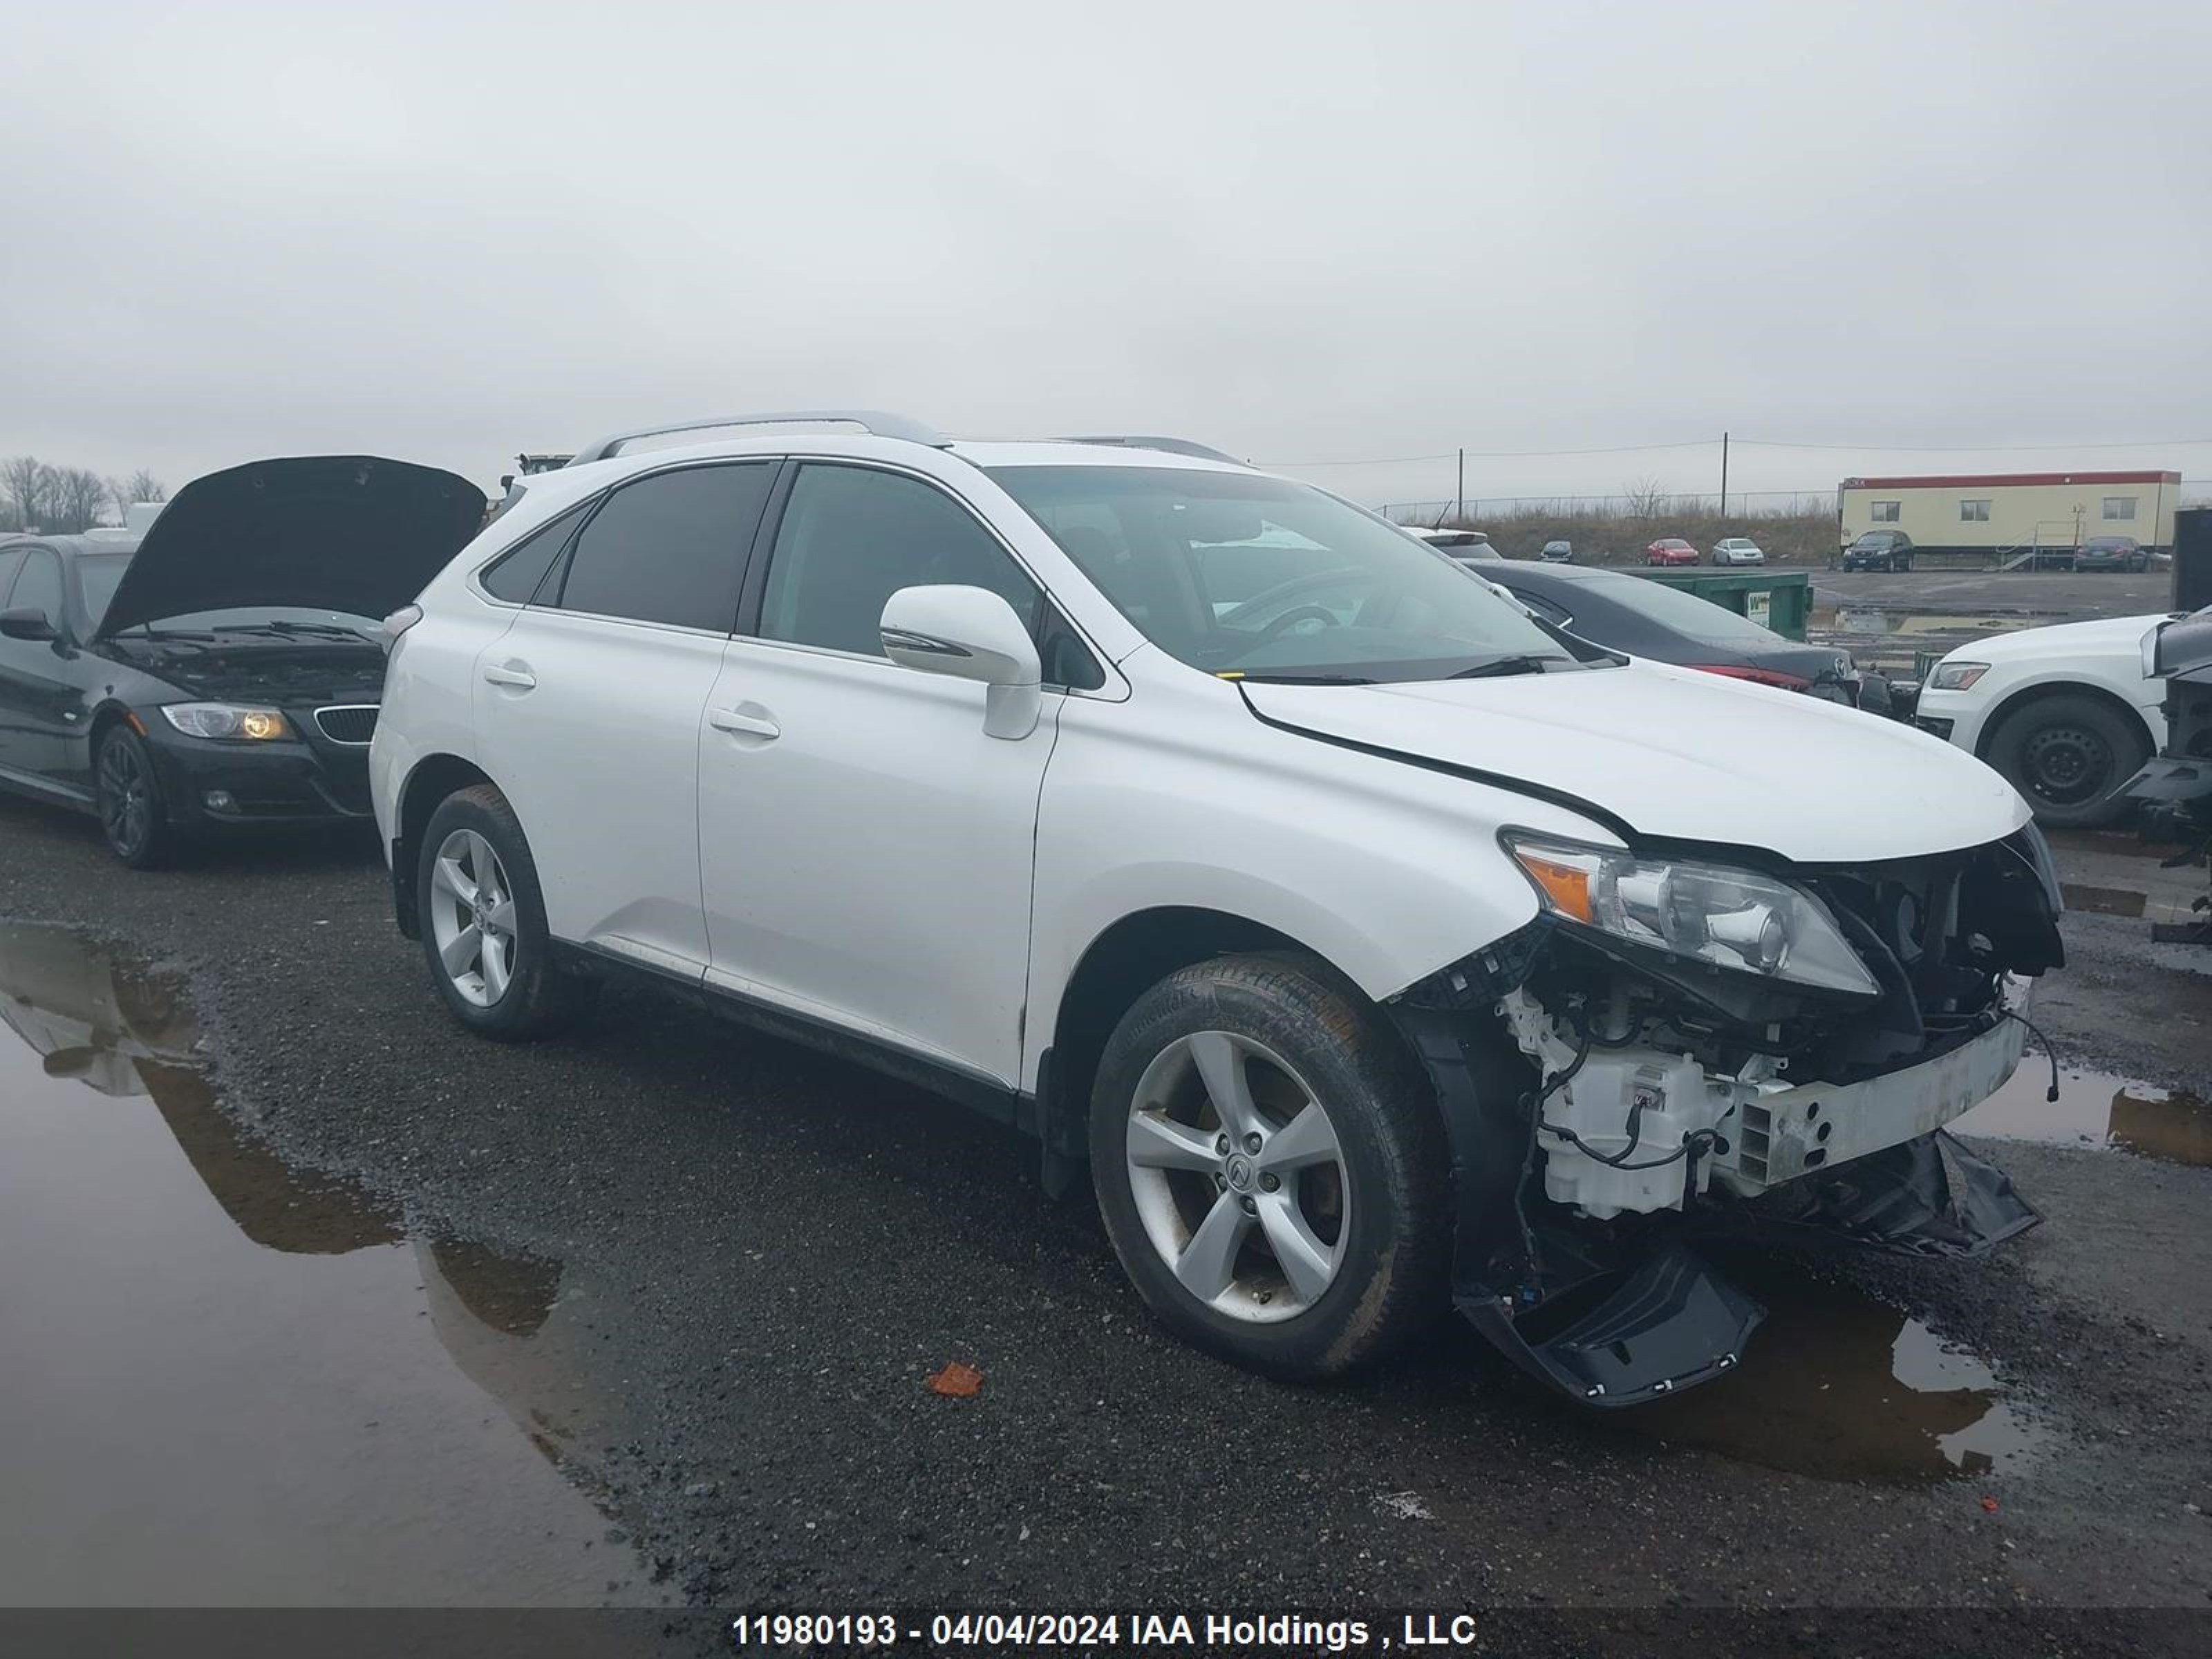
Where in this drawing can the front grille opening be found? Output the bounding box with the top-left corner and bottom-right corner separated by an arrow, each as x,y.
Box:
315,706 -> 378,744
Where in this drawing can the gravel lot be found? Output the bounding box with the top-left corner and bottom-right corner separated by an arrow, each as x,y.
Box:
1811,568 -> 2177,624
1,794 -> 2206,1651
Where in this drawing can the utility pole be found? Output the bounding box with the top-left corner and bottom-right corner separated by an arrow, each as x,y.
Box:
1455,448 -> 1465,525
1718,431 -> 1729,519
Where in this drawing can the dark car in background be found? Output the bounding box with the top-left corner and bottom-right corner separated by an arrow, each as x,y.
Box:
2076,534 -> 2148,574
0,456 -> 484,866
1483,561 -> 1893,713
1539,539 -> 1573,563
1842,529 -> 1915,571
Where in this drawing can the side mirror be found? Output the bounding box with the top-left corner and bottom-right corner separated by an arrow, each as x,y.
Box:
879,585 -> 1043,740
0,606 -> 58,642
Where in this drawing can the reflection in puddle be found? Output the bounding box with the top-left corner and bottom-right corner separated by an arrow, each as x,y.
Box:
1955,1065 -> 2211,1168
1618,1263 -> 2042,1485
0,920 -> 648,1606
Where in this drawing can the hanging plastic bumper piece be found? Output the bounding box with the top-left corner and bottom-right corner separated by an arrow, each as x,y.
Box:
1393,1004 -> 2040,1410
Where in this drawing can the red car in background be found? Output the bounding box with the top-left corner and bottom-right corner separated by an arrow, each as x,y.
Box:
1644,537 -> 1698,566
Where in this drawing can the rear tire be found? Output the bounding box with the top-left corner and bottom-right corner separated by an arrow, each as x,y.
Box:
416,785 -> 597,1040
1986,691 -> 2152,829
1088,952 -> 1449,1380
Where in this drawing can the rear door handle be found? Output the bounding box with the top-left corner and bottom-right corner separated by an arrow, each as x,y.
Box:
707,706 -> 780,740
483,663 -> 537,689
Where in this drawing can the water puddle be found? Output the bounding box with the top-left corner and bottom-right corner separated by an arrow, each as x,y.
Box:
1954,1065 -> 2211,1167
0,920 -> 657,1606
1616,1262 -> 2043,1484
1835,606 -> 1891,634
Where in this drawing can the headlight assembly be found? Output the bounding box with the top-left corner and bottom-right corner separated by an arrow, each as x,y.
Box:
1928,660 -> 1989,691
159,703 -> 292,741
1504,834 -> 1880,997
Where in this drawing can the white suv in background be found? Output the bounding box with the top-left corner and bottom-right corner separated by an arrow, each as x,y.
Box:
372,412 -> 2063,1407
1916,615 -> 2172,827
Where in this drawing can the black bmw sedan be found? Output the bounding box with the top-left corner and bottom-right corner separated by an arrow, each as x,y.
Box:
1481,560 -> 1894,714
0,456 -> 484,865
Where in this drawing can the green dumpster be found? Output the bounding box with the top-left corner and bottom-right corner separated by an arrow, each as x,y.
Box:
1629,568 -> 1811,641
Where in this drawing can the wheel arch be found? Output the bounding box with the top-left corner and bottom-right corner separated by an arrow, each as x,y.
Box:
390,752 -> 498,938
85,700 -> 141,770
1041,906 -> 1374,1177
1974,677 -> 2157,761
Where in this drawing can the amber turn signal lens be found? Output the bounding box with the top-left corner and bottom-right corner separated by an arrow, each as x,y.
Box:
1515,853 -> 1593,923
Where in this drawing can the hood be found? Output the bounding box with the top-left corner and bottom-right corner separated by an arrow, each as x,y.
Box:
1944,612 -> 2169,668
1240,661 -> 2027,863
94,456 -> 485,639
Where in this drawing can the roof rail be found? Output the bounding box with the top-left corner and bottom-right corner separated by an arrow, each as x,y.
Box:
569,410 -> 944,467
1058,435 -> 1246,465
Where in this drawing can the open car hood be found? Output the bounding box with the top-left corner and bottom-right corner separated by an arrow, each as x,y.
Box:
1241,660 -> 2029,864
93,456 -> 485,639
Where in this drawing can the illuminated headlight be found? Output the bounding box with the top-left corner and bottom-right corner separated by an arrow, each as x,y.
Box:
1928,660 -> 1989,691
159,703 -> 292,741
1505,834 -> 1880,997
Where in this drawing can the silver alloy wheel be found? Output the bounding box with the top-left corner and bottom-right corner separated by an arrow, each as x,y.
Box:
1123,1030 -> 1350,1324
429,827 -> 518,1007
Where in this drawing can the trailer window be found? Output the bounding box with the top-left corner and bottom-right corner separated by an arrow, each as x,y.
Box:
1870,500 -> 1900,523
1959,500 -> 1991,523
2103,497 -> 2138,521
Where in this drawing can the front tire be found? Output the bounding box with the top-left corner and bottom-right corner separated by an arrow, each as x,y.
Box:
95,724 -> 183,869
1088,952 -> 1449,1379
1986,691 -> 2152,829
416,784 -> 597,1040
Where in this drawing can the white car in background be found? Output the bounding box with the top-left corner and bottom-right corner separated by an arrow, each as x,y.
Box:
1709,537 -> 1765,566
1405,525 -> 1497,562
1915,613 -> 2171,827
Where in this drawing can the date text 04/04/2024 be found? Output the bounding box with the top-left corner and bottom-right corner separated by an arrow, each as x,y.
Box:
729,1612 -> 1485,1650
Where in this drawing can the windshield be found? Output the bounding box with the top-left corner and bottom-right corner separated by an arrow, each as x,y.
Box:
71,552 -> 382,639
988,466 -> 1575,682
2083,537 -> 2133,552
1851,533 -> 1892,548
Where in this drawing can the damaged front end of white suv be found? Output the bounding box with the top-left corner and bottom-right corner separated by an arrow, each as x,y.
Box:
1387,825 -> 2063,1407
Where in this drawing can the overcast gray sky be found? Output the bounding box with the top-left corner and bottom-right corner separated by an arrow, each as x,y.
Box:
3,1 -> 2207,510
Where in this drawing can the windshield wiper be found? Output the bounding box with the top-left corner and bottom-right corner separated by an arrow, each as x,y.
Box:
119,625 -> 218,641
227,621 -> 379,642
1445,653 -> 1571,679
1219,671 -> 1376,686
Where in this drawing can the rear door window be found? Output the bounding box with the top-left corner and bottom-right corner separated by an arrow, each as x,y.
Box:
482,500 -> 592,604
551,463 -> 777,632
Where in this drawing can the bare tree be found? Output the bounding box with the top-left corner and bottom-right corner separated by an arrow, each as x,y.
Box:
107,468 -> 169,523
54,469 -> 111,533
0,455 -> 46,532
1621,474 -> 1669,521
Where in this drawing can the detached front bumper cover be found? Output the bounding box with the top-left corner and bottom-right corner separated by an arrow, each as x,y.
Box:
1394,1002 -> 2041,1409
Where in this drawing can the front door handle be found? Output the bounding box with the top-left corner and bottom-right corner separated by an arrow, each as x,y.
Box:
707,706 -> 780,740
483,662 -> 537,690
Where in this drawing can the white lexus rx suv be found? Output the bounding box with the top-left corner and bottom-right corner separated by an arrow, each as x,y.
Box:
372,413 -> 2064,1407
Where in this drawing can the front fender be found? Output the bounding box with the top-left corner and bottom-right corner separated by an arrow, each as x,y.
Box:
1022,685 -> 1614,1091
